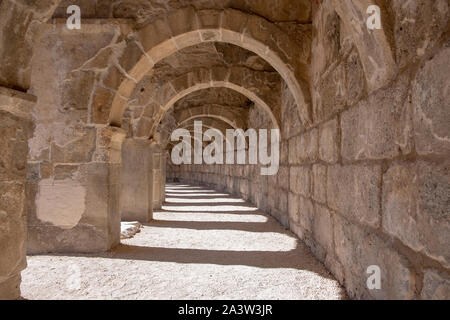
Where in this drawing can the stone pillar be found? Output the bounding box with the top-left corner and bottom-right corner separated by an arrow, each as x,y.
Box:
120,139 -> 154,222
26,126 -> 126,254
160,153 -> 166,205
0,87 -> 35,299
151,145 -> 163,211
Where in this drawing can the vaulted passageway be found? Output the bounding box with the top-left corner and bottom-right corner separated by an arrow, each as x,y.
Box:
21,183 -> 345,300
0,0 -> 448,300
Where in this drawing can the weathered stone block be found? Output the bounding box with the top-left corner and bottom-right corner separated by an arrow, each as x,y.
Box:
341,72 -> 412,161
390,0 -> 449,68
281,85 -> 304,139
277,166 -> 289,190
0,112 -> 31,182
102,65 -> 127,90
91,86 -> 114,124
51,127 -> 97,163
311,0 -> 341,79
118,40 -> 146,75
120,139 -> 155,223
0,274 -> 21,300
136,18 -> 172,54
288,129 -> 318,165
221,9 -> 248,44
0,180 -> 27,300
312,164 -> 327,204
421,269 -> 450,300
318,118 -> 339,164
313,204 -> 333,255
288,193 -> 300,225
297,196 -> 314,234
382,162 -> 450,268
333,0 -> 397,92
289,166 -> 311,197
334,214 -> 415,300
62,70 -> 96,111
314,49 -> 365,122
412,47 -> 450,156
167,7 -> 199,37
327,164 -> 381,228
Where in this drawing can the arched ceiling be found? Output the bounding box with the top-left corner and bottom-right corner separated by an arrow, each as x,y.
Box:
128,43 -> 275,106
123,42 -> 281,142
174,87 -> 252,112
47,1 -> 315,147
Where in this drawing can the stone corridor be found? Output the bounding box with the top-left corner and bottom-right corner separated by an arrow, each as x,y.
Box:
0,0 -> 449,300
21,183 -> 345,300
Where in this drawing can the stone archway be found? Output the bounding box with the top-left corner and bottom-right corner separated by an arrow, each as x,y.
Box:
94,7 -> 312,128
134,66 -> 281,139
2,0 -> 449,301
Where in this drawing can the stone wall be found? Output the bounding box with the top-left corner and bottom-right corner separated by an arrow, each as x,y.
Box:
0,0 -> 447,300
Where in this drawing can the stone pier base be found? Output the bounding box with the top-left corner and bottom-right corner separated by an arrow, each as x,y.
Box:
0,87 -> 36,299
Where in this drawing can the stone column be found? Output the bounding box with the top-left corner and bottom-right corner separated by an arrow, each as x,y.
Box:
151,145 -> 163,211
120,139 -> 154,222
160,153 -> 166,205
0,87 -> 36,299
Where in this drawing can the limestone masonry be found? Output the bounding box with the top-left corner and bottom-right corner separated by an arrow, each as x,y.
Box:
0,0 -> 448,300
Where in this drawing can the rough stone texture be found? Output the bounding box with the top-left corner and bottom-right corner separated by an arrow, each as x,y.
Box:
0,87 -> 35,300
312,164 -> 327,204
332,0 -> 397,93
313,204 -> 333,259
120,139 -> 155,223
318,118 -> 339,164
383,162 -> 450,268
290,166 -> 311,197
314,48 -> 365,123
390,0 -> 449,69
27,161 -> 124,254
421,269 -> 450,300
0,0 -> 448,300
412,47 -> 450,157
334,214 -> 416,300
289,129 -> 318,165
341,72 -> 413,161
0,0 -> 61,91
327,164 -> 381,229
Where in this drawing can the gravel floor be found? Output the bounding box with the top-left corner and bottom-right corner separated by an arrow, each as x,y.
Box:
21,183 -> 347,300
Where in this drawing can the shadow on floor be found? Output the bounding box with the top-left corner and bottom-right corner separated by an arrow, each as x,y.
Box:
145,220 -> 276,233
